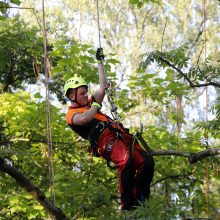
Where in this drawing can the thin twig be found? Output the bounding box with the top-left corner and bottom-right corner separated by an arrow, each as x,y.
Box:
151,172 -> 193,187
197,46 -> 204,75
161,17 -> 168,52
0,6 -> 42,29
159,56 -> 220,88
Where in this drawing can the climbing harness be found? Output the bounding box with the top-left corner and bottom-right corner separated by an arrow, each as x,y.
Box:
87,121 -> 117,158
87,119 -> 134,169
86,0 -> 132,169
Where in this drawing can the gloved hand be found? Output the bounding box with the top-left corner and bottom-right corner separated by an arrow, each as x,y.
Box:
96,48 -> 105,61
91,101 -> 102,111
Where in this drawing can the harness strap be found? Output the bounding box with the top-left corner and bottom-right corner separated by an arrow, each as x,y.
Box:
87,121 -> 117,158
88,121 -> 107,141
87,121 -> 134,170
105,135 -> 135,170
105,140 -> 117,169
87,121 -> 110,157
87,121 -> 122,145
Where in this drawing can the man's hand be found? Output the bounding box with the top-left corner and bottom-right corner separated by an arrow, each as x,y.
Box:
93,48 -> 107,104
96,48 -> 105,61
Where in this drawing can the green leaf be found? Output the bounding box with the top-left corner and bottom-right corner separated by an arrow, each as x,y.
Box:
129,0 -> 139,4
10,0 -> 21,5
106,58 -> 120,64
0,2 -> 10,13
52,66 -> 64,74
143,73 -> 156,79
34,92 -> 42,99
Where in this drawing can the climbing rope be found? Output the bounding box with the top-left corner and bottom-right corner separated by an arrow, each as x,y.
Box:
96,0 -> 121,123
203,0 -> 210,217
96,0 -> 102,49
42,0 -> 56,205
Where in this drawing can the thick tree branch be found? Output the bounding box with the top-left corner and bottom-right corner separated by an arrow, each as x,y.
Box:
135,132 -> 220,164
158,56 -> 220,88
189,148 -> 220,164
2,135 -> 219,165
0,158 -> 68,220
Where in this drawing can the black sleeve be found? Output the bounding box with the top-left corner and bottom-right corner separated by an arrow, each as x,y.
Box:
91,95 -> 97,103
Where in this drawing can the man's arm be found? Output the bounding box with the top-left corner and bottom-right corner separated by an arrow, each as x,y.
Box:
71,48 -> 108,126
93,48 -> 109,104
72,105 -> 100,125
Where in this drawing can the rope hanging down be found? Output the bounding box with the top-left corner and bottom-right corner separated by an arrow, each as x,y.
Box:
203,0 -> 210,218
42,0 -> 56,205
96,0 -> 120,123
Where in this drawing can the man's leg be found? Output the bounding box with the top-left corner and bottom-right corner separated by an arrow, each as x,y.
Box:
132,144 -> 155,203
110,138 -> 137,210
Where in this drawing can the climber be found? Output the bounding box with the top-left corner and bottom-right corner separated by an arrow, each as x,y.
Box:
64,48 -> 155,210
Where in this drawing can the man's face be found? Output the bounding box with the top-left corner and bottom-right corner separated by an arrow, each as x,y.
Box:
69,86 -> 88,105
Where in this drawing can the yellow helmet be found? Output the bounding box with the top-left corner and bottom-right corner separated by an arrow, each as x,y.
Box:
64,75 -> 87,97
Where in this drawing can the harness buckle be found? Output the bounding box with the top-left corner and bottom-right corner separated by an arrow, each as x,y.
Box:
115,132 -> 121,138
96,121 -> 105,133
105,141 -> 117,170
107,142 -> 114,151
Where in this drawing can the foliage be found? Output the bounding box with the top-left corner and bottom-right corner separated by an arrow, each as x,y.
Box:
140,45 -> 189,69
49,40 -> 117,103
140,47 -> 220,87
1,90 -> 219,219
0,0 -> 21,19
129,0 -> 161,8
0,17 -> 43,93
0,0 -> 219,219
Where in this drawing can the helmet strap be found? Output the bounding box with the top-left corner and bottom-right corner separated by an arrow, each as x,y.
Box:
68,88 -> 79,104
68,87 -> 88,107
69,88 -> 85,106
